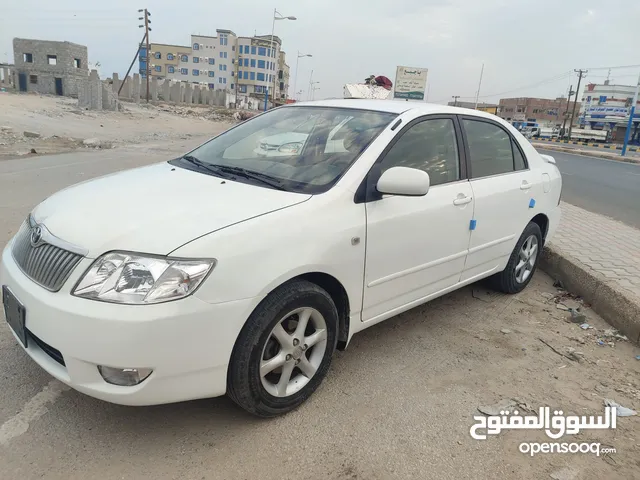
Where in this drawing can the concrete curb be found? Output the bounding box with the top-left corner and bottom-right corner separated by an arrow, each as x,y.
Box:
540,245 -> 640,345
532,143 -> 640,164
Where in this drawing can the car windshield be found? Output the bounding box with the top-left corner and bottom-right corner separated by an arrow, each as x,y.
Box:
171,106 -> 397,194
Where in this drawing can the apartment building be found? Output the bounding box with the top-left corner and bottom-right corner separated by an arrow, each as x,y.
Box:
498,97 -> 578,128
139,30 -> 288,100
446,100 -> 498,115
578,81 -> 640,141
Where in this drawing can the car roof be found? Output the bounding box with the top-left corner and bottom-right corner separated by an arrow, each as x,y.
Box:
289,99 -> 496,119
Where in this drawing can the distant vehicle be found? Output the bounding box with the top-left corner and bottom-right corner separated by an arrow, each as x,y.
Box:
1,100 -> 562,417
566,128 -> 610,143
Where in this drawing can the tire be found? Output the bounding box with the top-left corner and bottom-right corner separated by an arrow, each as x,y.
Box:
227,279 -> 338,417
491,222 -> 542,294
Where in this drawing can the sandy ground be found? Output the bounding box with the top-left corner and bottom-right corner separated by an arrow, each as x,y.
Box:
0,149 -> 638,479
0,91 -> 233,157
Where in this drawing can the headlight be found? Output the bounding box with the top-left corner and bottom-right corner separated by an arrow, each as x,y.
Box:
72,252 -> 215,304
278,142 -> 302,154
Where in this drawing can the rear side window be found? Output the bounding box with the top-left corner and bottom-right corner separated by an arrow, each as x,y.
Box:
512,139 -> 527,171
463,119 -> 520,178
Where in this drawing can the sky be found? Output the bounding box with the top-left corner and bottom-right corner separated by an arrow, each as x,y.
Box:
2,0 -> 640,104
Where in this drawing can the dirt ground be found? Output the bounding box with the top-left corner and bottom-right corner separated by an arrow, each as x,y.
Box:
0,91 -> 234,157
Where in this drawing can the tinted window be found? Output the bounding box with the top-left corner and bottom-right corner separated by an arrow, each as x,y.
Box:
463,119 -> 515,178
379,119 -> 460,186
512,139 -> 527,170
172,107 -> 396,194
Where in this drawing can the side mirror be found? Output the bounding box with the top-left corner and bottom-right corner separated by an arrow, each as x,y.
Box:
376,166 -> 430,197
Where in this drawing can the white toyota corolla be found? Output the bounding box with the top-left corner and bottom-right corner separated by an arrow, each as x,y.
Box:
1,100 -> 561,417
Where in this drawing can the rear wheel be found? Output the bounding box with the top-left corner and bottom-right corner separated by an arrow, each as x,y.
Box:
227,280 -> 338,417
491,222 -> 542,294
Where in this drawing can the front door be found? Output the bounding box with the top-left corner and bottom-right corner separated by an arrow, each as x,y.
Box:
362,116 -> 473,322
18,73 -> 27,92
54,78 -> 63,96
459,116 -> 540,281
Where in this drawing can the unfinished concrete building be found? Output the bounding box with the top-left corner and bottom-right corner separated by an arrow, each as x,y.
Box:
13,38 -> 89,97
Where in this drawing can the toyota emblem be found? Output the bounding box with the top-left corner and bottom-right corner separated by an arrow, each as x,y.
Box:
30,226 -> 43,247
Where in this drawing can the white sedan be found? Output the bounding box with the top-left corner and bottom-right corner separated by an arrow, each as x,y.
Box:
0,100 -> 561,417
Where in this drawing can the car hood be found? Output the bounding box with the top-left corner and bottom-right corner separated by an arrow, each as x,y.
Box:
262,132 -> 308,145
32,162 -> 310,258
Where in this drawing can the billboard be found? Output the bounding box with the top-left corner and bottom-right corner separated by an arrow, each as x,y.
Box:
393,66 -> 428,100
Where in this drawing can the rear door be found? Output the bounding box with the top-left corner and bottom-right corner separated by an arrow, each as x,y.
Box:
459,116 -> 540,282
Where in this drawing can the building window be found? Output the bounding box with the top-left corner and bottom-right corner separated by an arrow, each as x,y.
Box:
257,72 -> 265,81
192,69 -> 199,76
181,55 -> 188,62
258,60 -> 266,69
155,65 -> 161,72
231,71 -> 234,77
239,85 -> 247,93
181,68 -> 188,75
193,57 -> 199,63
74,58 -> 81,68
250,71 -> 255,80
167,53 -> 174,60
223,78 -> 227,84
258,47 -> 267,56
231,83 -> 234,89
29,75 -> 37,84
209,58 -> 214,65
219,64 -> 227,71
47,55 -> 57,65
23,53 -> 33,63
208,71 -> 214,77
218,77 -> 223,84
232,45 -> 235,51
255,85 -> 263,93
251,46 -> 257,55
238,70 -> 243,78
244,58 -> 249,67
168,66 -> 175,73
250,59 -> 256,68
154,52 -> 161,59
193,43 -> 199,50
280,82 -> 284,91
244,45 -> 250,54
208,83 -> 215,89
244,71 -> 249,79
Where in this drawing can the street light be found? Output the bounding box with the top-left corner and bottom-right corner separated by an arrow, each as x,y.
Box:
267,8 -> 296,109
310,81 -> 320,100
293,51 -> 312,103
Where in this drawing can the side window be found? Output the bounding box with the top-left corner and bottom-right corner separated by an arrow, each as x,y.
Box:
463,119 -> 515,178
512,139 -> 527,171
379,119 -> 460,186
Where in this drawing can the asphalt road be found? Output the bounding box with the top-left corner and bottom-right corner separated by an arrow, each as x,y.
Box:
537,149 -> 640,229
0,148 -> 639,479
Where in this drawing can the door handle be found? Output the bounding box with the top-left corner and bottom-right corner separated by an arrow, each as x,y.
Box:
520,181 -> 532,190
453,196 -> 473,206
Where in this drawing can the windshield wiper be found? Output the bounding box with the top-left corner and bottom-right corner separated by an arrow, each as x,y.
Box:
181,155 -> 233,178
208,165 -> 289,191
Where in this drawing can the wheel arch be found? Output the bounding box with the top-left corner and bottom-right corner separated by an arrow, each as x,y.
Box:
530,213 -> 549,244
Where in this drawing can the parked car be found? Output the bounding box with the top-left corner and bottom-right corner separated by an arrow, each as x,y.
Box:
1,100 -> 562,417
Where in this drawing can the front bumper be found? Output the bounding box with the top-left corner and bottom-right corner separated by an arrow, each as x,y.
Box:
0,244 -> 256,406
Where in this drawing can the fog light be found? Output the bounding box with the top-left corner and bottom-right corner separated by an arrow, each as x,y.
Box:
98,366 -> 153,386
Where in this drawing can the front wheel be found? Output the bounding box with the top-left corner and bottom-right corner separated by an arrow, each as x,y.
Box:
491,222 -> 542,294
227,280 -> 338,417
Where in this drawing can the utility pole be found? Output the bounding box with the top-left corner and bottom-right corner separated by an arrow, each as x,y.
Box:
568,69 -> 587,140
474,63 -> 484,109
621,71 -> 640,156
234,36 -> 240,109
138,8 -> 152,103
452,95 -> 460,106
560,84 -> 574,138
119,30 -> 147,96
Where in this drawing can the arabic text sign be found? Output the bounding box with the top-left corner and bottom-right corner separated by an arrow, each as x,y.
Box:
394,66 -> 428,100
470,406 -> 617,441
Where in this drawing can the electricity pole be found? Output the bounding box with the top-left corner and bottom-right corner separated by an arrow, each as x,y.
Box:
474,63 -> 484,109
452,95 -> 460,106
139,8 -> 152,103
568,69 -> 587,140
560,84 -> 574,138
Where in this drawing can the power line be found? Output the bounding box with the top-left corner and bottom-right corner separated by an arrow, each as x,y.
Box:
581,63 -> 640,71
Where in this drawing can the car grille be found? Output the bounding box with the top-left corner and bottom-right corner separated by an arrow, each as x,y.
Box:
11,217 -> 84,292
259,142 -> 279,151
27,329 -> 66,366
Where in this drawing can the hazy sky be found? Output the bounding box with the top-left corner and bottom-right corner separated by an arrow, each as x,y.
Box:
2,0 -> 640,103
